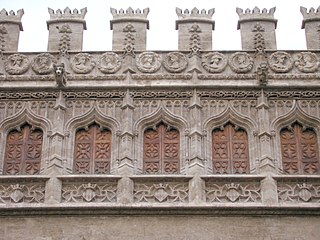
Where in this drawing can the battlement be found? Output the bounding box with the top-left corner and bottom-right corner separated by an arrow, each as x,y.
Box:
236,7 -> 277,29
47,7 -> 87,30
110,7 -> 150,29
0,8 -> 24,30
176,7 -> 215,19
300,6 -> 320,28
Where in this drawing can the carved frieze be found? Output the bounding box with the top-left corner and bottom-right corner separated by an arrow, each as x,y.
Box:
294,52 -> 319,73
202,52 -> 227,73
0,183 -> 45,203
133,181 -> 188,203
97,52 -> 121,74
71,53 -> 95,74
62,181 -> 117,203
268,51 -> 293,73
136,52 -> 161,73
163,52 -> 188,73
228,52 -> 254,73
4,54 -> 30,75
32,53 -> 56,75
205,181 -> 261,203
278,181 -> 320,203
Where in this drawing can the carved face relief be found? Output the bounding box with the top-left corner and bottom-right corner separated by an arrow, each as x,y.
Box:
295,52 -> 319,73
71,53 -> 95,74
4,54 -> 30,75
202,52 -> 227,73
268,51 -> 293,73
32,53 -> 56,75
163,52 -> 188,73
136,52 -> 161,73
228,52 -> 254,73
97,52 -> 121,74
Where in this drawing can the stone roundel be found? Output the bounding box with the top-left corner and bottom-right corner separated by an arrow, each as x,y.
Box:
228,52 -> 254,73
163,52 -> 188,73
71,53 -> 95,74
294,52 -> 319,73
32,53 -> 56,75
202,52 -> 227,73
136,52 -> 161,73
268,51 -> 293,73
4,54 -> 30,75
97,52 -> 122,74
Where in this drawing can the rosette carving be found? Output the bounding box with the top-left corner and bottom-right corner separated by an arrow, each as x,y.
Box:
295,52 -> 319,73
32,53 -> 56,74
163,52 -> 188,73
4,54 -> 30,75
228,52 -> 253,73
71,53 -> 95,74
97,52 -> 121,74
268,51 -> 293,73
136,52 -> 161,73
202,52 -> 227,73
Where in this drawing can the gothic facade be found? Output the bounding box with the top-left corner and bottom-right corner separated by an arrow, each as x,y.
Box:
0,5 -> 319,240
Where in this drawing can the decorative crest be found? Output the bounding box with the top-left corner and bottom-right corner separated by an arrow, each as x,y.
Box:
110,7 -> 150,18
236,7 -> 277,29
0,9 -> 24,30
300,6 -> 320,28
47,7 -> 87,29
176,7 -> 214,19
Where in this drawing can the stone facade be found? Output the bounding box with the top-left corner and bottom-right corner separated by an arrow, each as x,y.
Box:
0,5 -> 320,240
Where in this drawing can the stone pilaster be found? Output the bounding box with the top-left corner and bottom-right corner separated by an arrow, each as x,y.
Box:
187,90 -> 204,174
300,6 -> 320,49
45,177 -> 62,204
261,176 -> 278,205
176,7 -> 215,51
237,7 -> 277,50
110,7 -> 149,51
0,9 -> 24,52
47,7 -> 87,52
46,91 -> 67,175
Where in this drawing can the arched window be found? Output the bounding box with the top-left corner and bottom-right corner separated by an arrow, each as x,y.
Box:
280,122 -> 320,174
4,123 -> 43,175
212,123 -> 249,174
143,122 -> 180,174
74,123 -> 112,174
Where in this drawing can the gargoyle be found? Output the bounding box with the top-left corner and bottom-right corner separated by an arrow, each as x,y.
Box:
53,63 -> 67,87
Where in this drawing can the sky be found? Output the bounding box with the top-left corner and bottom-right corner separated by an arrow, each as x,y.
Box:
2,0 -> 320,52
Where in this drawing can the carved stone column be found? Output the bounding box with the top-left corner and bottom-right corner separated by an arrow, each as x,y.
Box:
301,6 -> 320,49
117,90 -> 135,204
237,7 -> 277,50
0,9 -> 24,52
110,7 -> 149,51
175,7 -> 215,51
46,91 -> 67,175
47,7 -> 87,52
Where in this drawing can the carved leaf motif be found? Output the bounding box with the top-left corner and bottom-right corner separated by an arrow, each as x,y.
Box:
278,182 -> 320,203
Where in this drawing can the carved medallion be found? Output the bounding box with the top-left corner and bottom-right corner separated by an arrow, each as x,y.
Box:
31,53 -> 56,75
202,52 -> 227,73
4,54 -> 30,75
71,53 -> 95,74
163,52 -> 188,73
136,52 -> 161,73
268,51 -> 293,73
228,52 -> 253,73
97,52 -> 121,74
295,52 -> 319,73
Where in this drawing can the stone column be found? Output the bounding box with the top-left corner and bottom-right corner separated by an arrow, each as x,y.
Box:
187,90 -> 206,203
0,9 -> 24,52
300,6 -> 320,49
117,90 -> 135,204
47,7 -> 87,52
175,7 -> 215,52
256,90 -> 278,205
110,7 -> 149,52
236,7 -> 277,51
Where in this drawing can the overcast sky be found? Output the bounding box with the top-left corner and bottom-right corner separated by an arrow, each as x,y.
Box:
2,0 -> 320,51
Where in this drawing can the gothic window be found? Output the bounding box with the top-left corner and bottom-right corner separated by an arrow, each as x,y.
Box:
212,123 -> 250,174
4,124 -> 43,175
74,123 -> 112,174
280,123 -> 320,174
143,122 -> 180,174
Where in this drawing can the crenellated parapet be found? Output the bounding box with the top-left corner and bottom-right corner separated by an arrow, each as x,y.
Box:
236,7 -> 277,51
110,7 -> 150,51
0,8 -> 24,52
300,6 -> 320,49
175,7 -> 215,52
47,7 -> 87,52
